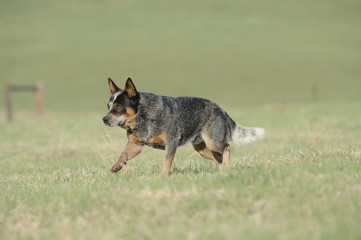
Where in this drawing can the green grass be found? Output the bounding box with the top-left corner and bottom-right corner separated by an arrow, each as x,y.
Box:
1,102 -> 360,239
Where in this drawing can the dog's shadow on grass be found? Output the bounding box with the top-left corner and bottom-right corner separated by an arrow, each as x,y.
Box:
170,165 -> 219,175
168,162 -> 254,176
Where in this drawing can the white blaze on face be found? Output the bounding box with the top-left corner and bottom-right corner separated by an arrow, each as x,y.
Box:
107,91 -> 122,115
105,91 -> 128,127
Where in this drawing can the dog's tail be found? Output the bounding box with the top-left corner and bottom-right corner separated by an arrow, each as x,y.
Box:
231,124 -> 266,145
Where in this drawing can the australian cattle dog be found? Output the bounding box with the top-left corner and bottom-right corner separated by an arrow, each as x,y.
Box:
103,78 -> 265,174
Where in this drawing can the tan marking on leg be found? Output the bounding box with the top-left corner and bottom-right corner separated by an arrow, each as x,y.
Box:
161,146 -> 176,175
111,141 -> 143,172
223,144 -> 231,169
193,141 -> 214,159
200,132 -> 217,151
192,142 -> 223,171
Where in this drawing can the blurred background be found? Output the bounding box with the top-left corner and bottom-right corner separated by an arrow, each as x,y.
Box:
0,0 -> 360,113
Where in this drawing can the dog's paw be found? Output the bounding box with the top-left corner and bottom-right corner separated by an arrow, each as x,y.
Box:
111,162 -> 123,173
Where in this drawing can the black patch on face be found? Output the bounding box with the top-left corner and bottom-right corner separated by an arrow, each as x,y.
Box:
111,105 -> 126,115
110,91 -> 139,115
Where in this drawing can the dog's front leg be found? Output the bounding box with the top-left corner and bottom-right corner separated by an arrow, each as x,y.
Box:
111,142 -> 143,173
161,145 -> 177,175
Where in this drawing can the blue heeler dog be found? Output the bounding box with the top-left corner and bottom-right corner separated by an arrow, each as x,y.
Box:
103,77 -> 265,174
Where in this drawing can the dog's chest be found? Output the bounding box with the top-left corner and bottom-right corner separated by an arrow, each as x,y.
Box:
128,130 -> 166,150
144,131 -> 166,149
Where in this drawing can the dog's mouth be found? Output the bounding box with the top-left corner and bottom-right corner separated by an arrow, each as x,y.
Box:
103,119 -> 125,127
117,120 -> 126,127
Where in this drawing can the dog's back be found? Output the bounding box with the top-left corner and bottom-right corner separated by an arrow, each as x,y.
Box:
137,93 -> 264,149
160,95 -> 234,146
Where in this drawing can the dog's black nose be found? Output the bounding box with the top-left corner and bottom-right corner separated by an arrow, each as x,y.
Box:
103,116 -> 109,124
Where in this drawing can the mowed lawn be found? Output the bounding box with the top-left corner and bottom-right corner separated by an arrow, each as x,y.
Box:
0,101 -> 360,240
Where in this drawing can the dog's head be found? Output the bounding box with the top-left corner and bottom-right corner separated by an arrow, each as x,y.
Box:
103,77 -> 139,129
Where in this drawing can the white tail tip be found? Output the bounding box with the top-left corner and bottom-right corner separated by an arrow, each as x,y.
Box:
232,125 -> 266,145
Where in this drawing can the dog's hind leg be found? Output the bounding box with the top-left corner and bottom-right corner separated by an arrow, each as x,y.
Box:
223,144 -> 231,169
192,141 -> 224,171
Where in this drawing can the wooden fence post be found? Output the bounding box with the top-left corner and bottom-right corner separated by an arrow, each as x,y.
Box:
35,83 -> 44,116
4,83 -> 44,121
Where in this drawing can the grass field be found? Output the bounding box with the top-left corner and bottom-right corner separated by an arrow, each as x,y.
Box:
1,0 -> 361,239
1,102 -> 360,239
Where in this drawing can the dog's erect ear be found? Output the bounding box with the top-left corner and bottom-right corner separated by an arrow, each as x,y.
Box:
125,77 -> 138,99
108,77 -> 120,95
